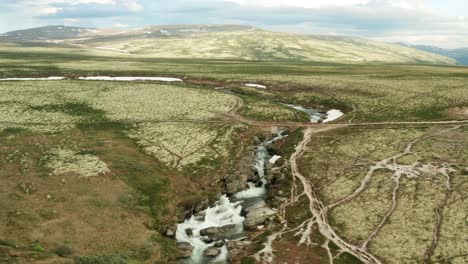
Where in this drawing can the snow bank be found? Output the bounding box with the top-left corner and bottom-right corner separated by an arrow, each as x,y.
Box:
269,155 -> 281,164
323,109 -> 344,123
0,77 -> 66,81
245,83 -> 267,89
78,76 -> 183,82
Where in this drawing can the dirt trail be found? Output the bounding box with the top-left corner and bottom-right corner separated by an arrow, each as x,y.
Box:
256,124 -> 465,264
256,126 -> 382,264
288,127 -> 383,264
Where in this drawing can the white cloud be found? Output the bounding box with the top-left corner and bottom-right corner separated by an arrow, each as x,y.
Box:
123,0 -> 143,11
111,22 -> 129,28
223,0 -> 427,9
37,7 -> 62,15
224,0 -> 371,8
0,0 -> 467,48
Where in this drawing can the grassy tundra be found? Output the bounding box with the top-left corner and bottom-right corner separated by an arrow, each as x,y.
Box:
0,44 -> 467,263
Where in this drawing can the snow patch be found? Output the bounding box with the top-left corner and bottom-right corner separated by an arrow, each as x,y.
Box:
159,30 -> 170,36
78,76 -> 183,82
245,83 -> 267,89
269,155 -> 281,164
323,109 -> 344,123
0,77 -> 66,81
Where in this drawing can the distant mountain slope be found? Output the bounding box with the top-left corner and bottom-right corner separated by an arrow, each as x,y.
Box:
0,25 -> 96,42
0,25 -> 456,65
397,43 -> 468,65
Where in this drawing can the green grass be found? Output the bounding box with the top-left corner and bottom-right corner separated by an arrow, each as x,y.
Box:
29,102 -> 107,121
32,242 -> 46,253
0,46 -> 466,122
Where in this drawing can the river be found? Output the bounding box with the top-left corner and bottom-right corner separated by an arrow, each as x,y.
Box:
176,131 -> 287,263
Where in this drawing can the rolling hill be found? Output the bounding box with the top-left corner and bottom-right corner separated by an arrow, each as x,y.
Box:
397,43 -> 468,65
0,25 -> 456,65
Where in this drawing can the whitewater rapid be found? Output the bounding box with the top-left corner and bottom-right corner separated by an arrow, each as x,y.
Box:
285,104 -> 343,123
176,132 -> 287,263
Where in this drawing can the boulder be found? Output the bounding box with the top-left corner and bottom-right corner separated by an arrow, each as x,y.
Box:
244,207 -> 276,228
165,229 -> 175,238
200,227 -> 219,236
243,200 -> 266,214
227,241 -> 252,258
194,199 -> 209,213
225,154 -> 255,194
201,236 -> 213,243
185,228 -> 193,237
218,224 -> 236,233
204,247 -> 221,258
176,242 -> 194,258
200,224 -> 236,237
214,241 -> 225,247
266,167 -> 285,185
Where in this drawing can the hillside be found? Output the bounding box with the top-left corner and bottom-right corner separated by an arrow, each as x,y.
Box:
397,43 -> 468,65
0,25 -> 456,65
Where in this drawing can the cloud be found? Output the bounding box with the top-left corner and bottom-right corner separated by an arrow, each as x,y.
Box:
0,0 -> 467,48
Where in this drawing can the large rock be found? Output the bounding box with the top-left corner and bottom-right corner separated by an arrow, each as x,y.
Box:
227,241 -> 252,258
200,227 -> 219,236
204,247 -> 221,257
200,224 -> 236,237
244,207 -> 276,227
185,228 -> 193,237
177,242 -> 194,258
219,224 -> 236,233
266,167 -> 285,184
224,154 -> 255,194
214,241 -> 225,247
243,200 -> 266,214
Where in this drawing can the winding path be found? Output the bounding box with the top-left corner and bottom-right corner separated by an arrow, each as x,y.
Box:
287,127 -> 383,264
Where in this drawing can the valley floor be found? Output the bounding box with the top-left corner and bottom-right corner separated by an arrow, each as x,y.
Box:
0,50 -> 466,264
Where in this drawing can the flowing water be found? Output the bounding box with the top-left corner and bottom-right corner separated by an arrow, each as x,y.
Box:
176,131 -> 287,264
285,104 -> 343,123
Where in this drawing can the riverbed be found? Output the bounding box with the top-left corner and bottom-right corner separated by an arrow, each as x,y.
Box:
176,131 -> 287,263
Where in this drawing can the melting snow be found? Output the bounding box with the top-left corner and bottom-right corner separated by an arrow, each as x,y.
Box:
78,76 -> 183,82
160,30 -> 171,36
323,109 -> 344,123
245,83 -> 267,89
0,77 -> 66,81
269,155 -> 281,164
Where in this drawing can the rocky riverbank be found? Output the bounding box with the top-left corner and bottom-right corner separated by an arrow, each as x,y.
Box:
173,130 -> 289,263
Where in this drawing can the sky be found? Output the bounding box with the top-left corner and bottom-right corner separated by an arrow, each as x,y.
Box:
0,0 -> 467,48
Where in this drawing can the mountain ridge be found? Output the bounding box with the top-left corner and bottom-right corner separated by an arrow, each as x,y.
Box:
0,25 -> 456,65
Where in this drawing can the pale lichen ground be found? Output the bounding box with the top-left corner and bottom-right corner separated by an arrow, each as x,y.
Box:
240,100 -> 307,122
82,30 -> 454,64
300,126 -> 468,264
43,148 -> 110,178
0,81 -> 237,133
128,123 -> 245,169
